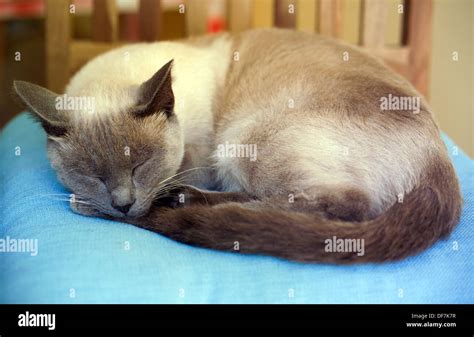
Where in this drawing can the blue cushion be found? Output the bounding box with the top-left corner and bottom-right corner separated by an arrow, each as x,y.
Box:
1,113 -> 473,304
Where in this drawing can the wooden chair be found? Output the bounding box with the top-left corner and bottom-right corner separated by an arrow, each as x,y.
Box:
227,0 -> 432,96
46,0 -> 432,97
46,0 -> 161,93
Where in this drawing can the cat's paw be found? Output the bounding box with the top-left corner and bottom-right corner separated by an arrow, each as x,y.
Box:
153,188 -> 188,209
319,189 -> 371,222
153,185 -> 206,208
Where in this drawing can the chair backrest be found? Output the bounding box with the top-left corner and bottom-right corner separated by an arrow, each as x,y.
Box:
46,0 -> 432,97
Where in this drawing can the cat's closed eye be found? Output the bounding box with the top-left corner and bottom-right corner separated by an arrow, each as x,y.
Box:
132,161 -> 148,176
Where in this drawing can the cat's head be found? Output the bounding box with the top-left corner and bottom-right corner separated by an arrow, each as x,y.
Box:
13,60 -> 184,218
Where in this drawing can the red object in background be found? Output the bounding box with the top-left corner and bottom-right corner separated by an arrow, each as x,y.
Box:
206,0 -> 226,33
0,0 -> 44,19
0,0 -> 93,19
207,16 -> 225,33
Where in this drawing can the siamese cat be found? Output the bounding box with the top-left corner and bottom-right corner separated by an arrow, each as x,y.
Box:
14,29 -> 462,263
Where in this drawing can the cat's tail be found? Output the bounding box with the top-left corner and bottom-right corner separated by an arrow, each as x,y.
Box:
131,159 -> 462,263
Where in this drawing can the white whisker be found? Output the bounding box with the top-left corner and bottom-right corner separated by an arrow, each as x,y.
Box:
157,167 -> 213,186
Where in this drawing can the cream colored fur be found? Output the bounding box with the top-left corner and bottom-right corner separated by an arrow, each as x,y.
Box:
66,36 -> 232,153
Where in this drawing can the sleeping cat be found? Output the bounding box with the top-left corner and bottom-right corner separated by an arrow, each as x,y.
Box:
14,29 -> 462,263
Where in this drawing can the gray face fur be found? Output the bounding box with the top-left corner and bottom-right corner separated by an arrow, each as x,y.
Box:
14,60 -> 184,218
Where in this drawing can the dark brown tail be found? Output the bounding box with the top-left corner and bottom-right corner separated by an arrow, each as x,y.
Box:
132,159 -> 462,263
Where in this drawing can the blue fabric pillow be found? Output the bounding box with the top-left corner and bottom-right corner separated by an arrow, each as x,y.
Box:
1,113 -> 472,304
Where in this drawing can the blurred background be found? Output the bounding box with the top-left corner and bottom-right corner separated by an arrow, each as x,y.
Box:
0,0 -> 472,156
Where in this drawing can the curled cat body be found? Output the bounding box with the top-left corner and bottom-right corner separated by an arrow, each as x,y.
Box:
14,29 -> 462,263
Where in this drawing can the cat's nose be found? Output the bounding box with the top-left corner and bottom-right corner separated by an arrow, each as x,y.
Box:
112,202 -> 134,214
111,185 -> 135,214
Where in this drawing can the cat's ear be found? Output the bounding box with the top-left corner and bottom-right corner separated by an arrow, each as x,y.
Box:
13,81 -> 68,137
135,59 -> 174,118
